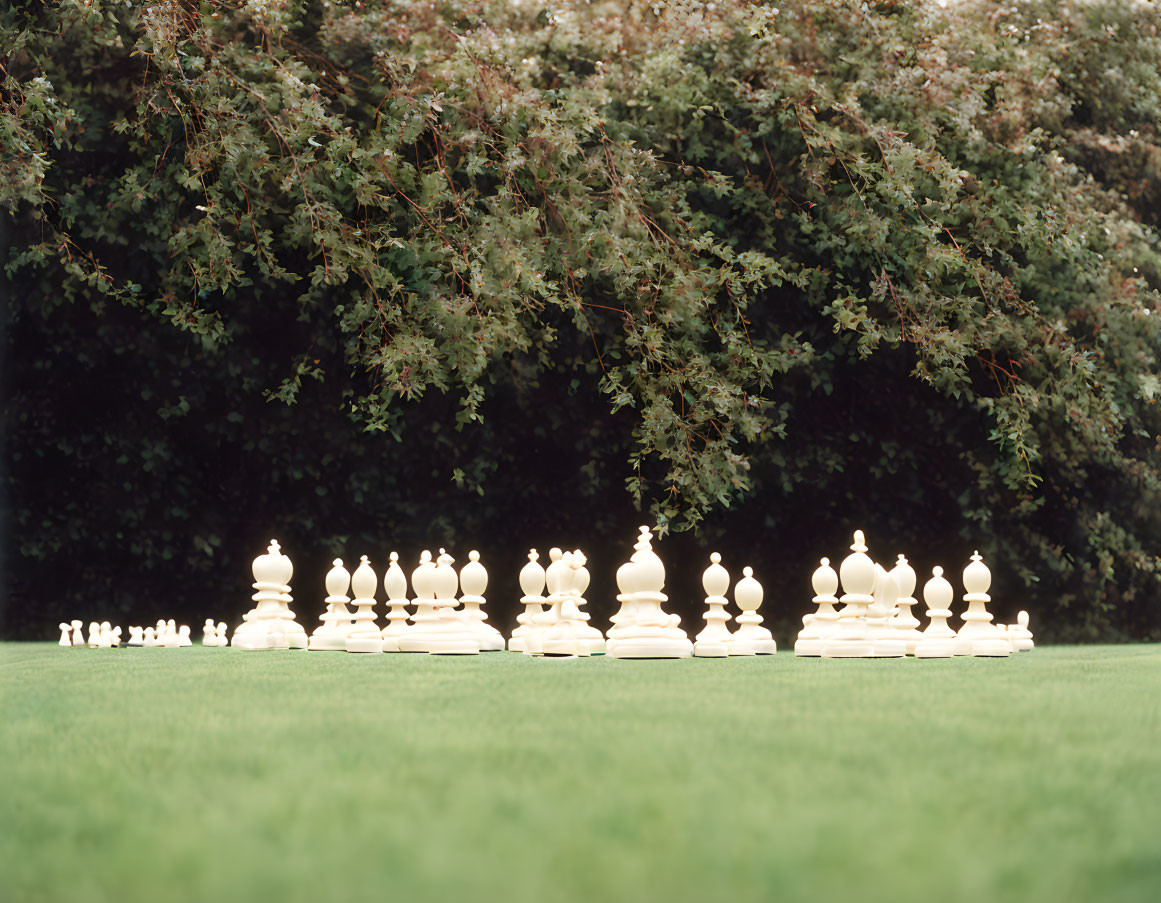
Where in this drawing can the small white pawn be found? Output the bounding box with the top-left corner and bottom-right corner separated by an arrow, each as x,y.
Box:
428,549 -> 479,656
1011,610 -> 1035,651
70,620 -> 84,646
346,555 -> 384,654
98,622 -> 114,648
729,567 -> 777,655
87,622 -> 101,647
693,553 -> 732,658
110,626 -> 123,647
915,567 -> 956,659
143,627 -> 158,647
309,559 -> 355,651
128,626 -> 144,647
216,623 -> 227,645
163,621 -> 182,648
58,623 -> 73,646
795,558 -> 840,657
889,555 -> 924,655
380,552 -> 410,653
458,551 -> 505,652
202,619 -> 217,646
155,620 -> 166,644
178,625 -> 192,647
509,550 -> 547,653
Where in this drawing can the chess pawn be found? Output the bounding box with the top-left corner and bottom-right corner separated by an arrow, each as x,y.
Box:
915,567 -> 957,658
380,552 -> 410,653
202,619 -> 217,646
143,627 -> 157,647
308,559 -> 355,651
70,620 -> 84,646
568,553 -> 605,654
99,622 -> 114,648
606,526 -> 692,659
955,552 -> 1009,657
163,620 -> 182,648
176,625 -> 191,647
155,620 -> 167,644
429,550 -> 480,655
510,549 -> 547,653
693,553 -> 732,658
822,530 -> 876,658
528,548 -> 569,656
58,623 -> 72,646
1012,610 -> 1035,651
87,622 -> 101,647
889,555 -> 924,655
216,623 -> 227,645
541,550 -> 585,657
127,626 -> 143,647
346,556 -> 384,653
111,626 -> 123,647
457,551 -> 504,652
796,558 -> 840,657
729,567 -> 777,655
399,551 -> 440,652
865,565 -> 905,658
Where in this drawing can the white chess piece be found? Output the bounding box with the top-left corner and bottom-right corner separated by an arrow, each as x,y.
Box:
308,559 -> 355,651
398,551 -> 439,652
346,556 -> 384,653
915,567 -> 956,658
889,555 -> 924,655
177,625 -> 191,647
458,551 -> 505,652
693,554 -> 732,658
128,626 -> 144,647
143,626 -> 158,647
99,622 -> 114,648
509,550 -> 547,653
428,550 -> 480,655
955,552 -> 1009,657
155,620 -> 167,644
87,622 -> 101,647
541,550 -> 604,657
233,540 -> 299,650
110,626 -> 123,647
380,552 -> 410,652
606,526 -> 693,659
216,623 -> 227,645
202,619 -> 217,646
822,531 -> 876,658
70,620 -> 84,646
729,567 -> 777,655
58,623 -> 73,646
1011,610 -> 1035,651
525,547 -> 567,656
163,620 -> 182,648
866,565 -> 905,658
795,558 -> 840,656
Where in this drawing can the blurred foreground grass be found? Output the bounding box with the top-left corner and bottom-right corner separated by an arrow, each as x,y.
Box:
2,643 -> 1160,903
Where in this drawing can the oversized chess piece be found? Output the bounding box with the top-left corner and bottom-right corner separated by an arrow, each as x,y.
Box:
694,553 -> 732,658
866,565 -> 905,658
128,626 -> 144,647
163,621 -> 182,648
541,550 -> 604,657
346,556 -> 384,653
889,555 -> 924,655
459,551 -> 505,652
202,619 -> 217,646
87,622 -> 100,647
70,620 -> 84,646
1011,610 -> 1034,651
58,623 -> 72,646
526,548 -> 568,656
822,530 -> 876,658
308,559 -> 355,651
796,558 -> 840,657
398,551 -> 439,652
955,552 -> 1009,657
915,566 -> 956,658
237,540 -> 304,650
99,622 -> 115,648
216,623 -> 227,645
729,567 -> 777,655
428,550 -> 480,655
177,626 -> 191,647
606,526 -> 692,659
378,552 -> 410,652
509,550 -> 547,653
143,627 -> 157,647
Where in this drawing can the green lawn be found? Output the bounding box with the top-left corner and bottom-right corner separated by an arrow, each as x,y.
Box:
2,643 -> 1159,903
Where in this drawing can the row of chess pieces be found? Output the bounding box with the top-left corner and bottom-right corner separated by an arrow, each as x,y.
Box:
57,619 -> 200,648
794,530 -> 1034,658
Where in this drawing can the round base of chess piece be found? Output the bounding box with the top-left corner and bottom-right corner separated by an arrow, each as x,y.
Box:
287,631 -> 308,649
428,640 -> 480,655
380,635 -> 402,653
584,637 -> 606,655
307,634 -> 349,651
475,632 -> 506,652
794,637 -> 824,657
871,637 -> 906,658
542,637 -> 591,657
821,640 -> 875,658
607,637 -> 692,659
739,637 -> 777,656
971,637 -> 1011,657
952,636 -> 974,656
693,640 -> 729,658
915,638 -> 955,658
345,635 -> 384,654
507,636 -> 525,653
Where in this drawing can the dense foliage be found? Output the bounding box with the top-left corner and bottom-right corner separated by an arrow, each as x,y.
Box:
3,0 -> 1160,640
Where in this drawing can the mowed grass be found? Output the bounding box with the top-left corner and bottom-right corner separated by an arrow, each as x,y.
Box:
2,643 -> 1160,903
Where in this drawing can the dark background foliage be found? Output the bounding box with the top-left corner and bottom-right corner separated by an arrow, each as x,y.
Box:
3,0 -> 1160,642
